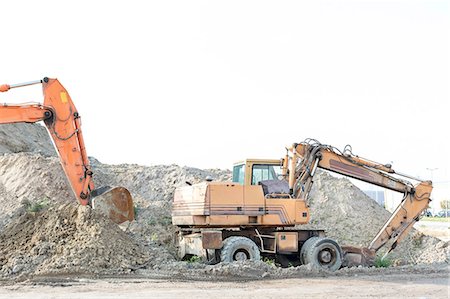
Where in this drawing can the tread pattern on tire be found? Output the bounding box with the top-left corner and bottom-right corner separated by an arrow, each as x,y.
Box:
300,237 -> 343,271
300,236 -> 319,265
220,236 -> 261,263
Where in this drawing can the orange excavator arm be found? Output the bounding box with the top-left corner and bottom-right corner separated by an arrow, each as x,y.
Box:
0,78 -> 134,223
0,103 -> 50,124
285,139 -> 433,264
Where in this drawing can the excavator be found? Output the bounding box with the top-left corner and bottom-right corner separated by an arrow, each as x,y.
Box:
0,77 -> 134,224
172,139 -> 433,270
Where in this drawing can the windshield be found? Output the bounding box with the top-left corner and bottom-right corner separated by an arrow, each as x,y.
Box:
251,164 -> 282,185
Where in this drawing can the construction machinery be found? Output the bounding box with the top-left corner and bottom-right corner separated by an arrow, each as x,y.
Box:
172,139 -> 432,270
0,77 -> 134,224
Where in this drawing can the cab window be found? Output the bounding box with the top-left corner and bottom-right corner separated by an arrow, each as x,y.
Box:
232,164 -> 245,184
251,164 -> 282,185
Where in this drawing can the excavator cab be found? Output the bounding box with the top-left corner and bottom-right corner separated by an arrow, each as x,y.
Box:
232,159 -> 284,186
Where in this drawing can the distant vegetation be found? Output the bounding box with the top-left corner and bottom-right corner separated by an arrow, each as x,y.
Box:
422,217 -> 449,222
440,200 -> 450,210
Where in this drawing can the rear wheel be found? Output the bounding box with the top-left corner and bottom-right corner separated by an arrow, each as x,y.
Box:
300,237 -> 343,271
220,236 -> 261,262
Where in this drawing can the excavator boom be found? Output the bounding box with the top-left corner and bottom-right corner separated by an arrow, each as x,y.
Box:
288,140 -> 432,265
0,77 -> 134,224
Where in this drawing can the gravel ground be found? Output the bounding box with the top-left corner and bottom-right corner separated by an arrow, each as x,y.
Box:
0,272 -> 448,299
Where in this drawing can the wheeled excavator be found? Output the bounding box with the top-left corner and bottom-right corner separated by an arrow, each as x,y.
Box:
172,139 -> 432,270
0,78 -> 134,224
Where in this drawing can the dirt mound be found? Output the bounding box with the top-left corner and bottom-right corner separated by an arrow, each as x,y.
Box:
0,152 -> 229,225
0,153 -> 73,229
0,203 -> 149,277
0,124 -> 55,156
0,122 -> 447,279
91,158 -> 231,202
307,171 -> 385,246
306,171 -> 449,264
0,152 -> 447,275
0,152 -> 230,266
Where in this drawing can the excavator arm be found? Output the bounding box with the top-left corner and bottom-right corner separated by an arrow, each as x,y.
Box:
285,139 -> 432,264
0,78 -> 134,223
0,103 -> 51,124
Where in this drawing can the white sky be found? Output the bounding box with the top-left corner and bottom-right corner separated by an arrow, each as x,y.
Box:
1,0 -> 449,199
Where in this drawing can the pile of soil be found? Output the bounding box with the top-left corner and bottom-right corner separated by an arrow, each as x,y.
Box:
0,122 -> 447,278
0,148 -> 230,277
0,124 -> 55,157
0,153 -> 73,229
0,203 -> 149,277
91,158 -> 231,203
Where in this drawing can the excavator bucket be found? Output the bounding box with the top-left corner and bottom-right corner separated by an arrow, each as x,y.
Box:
91,186 -> 134,224
341,246 -> 376,267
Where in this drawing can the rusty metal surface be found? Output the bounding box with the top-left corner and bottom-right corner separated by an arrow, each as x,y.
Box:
91,186 -> 134,224
342,245 -> 376,267
201,231 -> 223,249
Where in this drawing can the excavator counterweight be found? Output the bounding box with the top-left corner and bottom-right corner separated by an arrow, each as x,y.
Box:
0,77 -> 134,224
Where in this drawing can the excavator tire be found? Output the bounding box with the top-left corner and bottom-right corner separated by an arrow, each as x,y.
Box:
300,236 -> 319,265
300,237 -> 343,271
220,236 -> 261,263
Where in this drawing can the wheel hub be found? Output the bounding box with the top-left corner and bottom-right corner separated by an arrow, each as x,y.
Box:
234,251 -> 248,261
319,250 -> 332,263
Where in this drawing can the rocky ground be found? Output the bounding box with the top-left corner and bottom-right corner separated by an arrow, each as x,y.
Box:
1,273 -> 448,299
0,123 -> 448,280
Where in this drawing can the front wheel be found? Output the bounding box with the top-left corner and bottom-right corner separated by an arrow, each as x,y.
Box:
300,237 -> 343,271
220,236 -> 261,262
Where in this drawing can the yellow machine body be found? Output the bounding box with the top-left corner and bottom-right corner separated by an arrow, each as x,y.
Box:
172,159 -> 310,227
